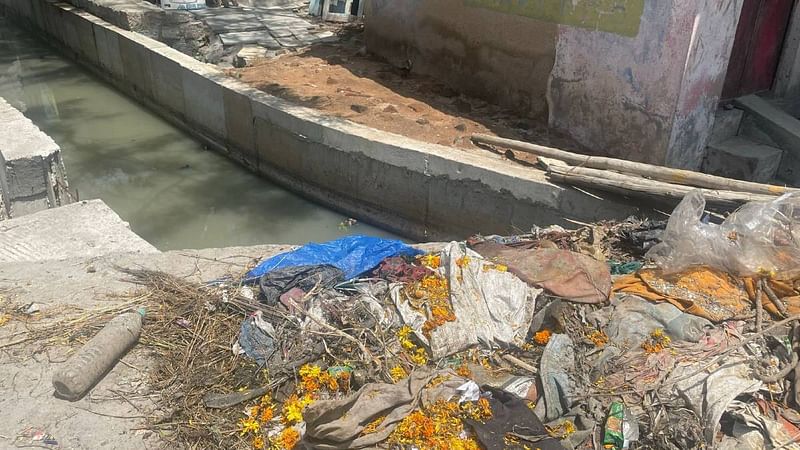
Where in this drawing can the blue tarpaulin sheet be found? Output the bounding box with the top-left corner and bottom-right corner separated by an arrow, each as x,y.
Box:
246,235 -> 422,281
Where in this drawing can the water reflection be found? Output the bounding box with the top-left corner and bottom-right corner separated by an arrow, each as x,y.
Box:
0,17 -> 398,250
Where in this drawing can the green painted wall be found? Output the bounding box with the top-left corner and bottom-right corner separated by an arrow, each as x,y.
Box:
463,0 -> 644,37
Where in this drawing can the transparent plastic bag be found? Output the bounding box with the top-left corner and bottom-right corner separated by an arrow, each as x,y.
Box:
646,190 -> 800,277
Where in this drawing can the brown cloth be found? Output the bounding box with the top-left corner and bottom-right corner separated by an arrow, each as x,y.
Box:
471,242 -> 612,303
301,369 -> 464,449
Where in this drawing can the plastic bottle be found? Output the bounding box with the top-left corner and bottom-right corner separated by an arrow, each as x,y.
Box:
52,309 -> 145,400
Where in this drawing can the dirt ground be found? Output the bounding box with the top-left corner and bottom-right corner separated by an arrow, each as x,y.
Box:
231,26 -> 583,162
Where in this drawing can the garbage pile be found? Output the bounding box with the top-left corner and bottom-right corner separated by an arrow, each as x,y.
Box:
142,190 -> 800,450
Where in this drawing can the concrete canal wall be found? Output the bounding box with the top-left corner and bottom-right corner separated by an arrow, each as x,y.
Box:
0,0 -> 640,240
0,96 -> 71,220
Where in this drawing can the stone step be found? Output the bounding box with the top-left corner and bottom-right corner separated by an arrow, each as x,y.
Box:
734,95 -> 800,156
0,199 -> 158,263
704,136 -> 783,183
709,107 -> 744,145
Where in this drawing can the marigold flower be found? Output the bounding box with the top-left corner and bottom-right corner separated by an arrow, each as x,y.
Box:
390,365 -> 408,382
418,253 -> 441,269
281,394 -> 310,425
534,329 -> 552,345
410,347 -> 429,365
276,427 -> 300,449
388,400 -> 483,449
361,416 -> 386,435
642,328 -> 671,353
546,420 -> 576,438
455,363 -> 472,378
238,417 -> 260,436
587,329 -> 609,347
259,406 -> 274,423
298,364 -> 321,379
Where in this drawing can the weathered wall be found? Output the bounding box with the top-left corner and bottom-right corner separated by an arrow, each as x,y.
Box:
366,0 -> 742,169
0,96 -> 72,219
0,0 -> 642,241
664,0 -> 743,168
550,0 -> 742,167
364,0 -> 559,119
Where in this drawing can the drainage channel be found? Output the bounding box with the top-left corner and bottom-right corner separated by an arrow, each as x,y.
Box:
0,16 -> 397,250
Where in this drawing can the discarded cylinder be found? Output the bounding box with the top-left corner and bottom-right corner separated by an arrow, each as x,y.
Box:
52,310 -> 145,400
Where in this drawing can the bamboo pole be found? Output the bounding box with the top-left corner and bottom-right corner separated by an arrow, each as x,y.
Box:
472,134 -> 796,196
547,164 -> 776,207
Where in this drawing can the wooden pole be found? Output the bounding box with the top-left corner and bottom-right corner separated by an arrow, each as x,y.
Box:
472,134 -> 796,197
547,164 -> 776,207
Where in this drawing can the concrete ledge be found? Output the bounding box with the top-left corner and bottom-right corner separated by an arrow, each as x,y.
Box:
735,95 -> 800,155
0,96 -> 72,219
0,199 -> 158,263
0,0 -> 642,239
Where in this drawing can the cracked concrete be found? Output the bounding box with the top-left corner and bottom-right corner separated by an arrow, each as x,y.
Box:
0,244 -> 291,449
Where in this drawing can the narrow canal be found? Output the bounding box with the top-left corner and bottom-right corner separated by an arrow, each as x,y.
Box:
0,16 -> 396,250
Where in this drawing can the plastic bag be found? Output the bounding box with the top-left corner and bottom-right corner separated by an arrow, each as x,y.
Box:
392,242 -> 540,359
647,190 -> 800,277
245,235 -> 422,281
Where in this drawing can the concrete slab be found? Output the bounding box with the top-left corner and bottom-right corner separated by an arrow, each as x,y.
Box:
265,25 -> 293,38
709,108 -> 743,145
233,44 -> 266,67
0,116 -> 60,161
273,33 -> 304,47
218,30 -> 269,46
93,22 -> 124,78
181,68 -> 227,138
148,46 -> 186,117
705,136 -> 783,183
0,99 -> 68,212
735,95 -> 800,156
71,10 -> 100,65
0,244 -> 289,450
118,34 -> 155,97
203,12 -> 265,32
0,199 -> 157,263
8,195 -> 51,217
222,82 -> 256,163
740,115 -> 779,147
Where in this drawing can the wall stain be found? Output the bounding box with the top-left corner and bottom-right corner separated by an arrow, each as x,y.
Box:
463,0 -> 644,37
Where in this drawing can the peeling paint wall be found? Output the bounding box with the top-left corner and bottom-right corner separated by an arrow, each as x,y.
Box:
365,0 -> 741,168
665,0 -> 743,169
548,1 -> 691,164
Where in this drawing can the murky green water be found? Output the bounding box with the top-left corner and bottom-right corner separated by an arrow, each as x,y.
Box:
0,18 -> 397,250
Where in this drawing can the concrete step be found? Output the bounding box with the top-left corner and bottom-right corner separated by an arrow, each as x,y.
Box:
734,95 -> 800,156
0,199 -> 158,263
709,107 -> 744,145
739,114 -> 779,147
768,95 -> 800,119
704,136 -> 783,183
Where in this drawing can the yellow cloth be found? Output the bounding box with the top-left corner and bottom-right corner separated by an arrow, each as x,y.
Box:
613,266 -> 800,322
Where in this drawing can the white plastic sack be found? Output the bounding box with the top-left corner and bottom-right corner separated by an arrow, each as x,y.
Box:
647,190 -> 800,276
393,241 -> 540,359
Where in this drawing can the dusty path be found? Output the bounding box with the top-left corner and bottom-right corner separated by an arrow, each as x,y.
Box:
232,26 -> 584,161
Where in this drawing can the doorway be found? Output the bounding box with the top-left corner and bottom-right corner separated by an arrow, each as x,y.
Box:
722,0 -> 796,99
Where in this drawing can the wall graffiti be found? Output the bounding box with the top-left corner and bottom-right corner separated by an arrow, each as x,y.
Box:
463,0 -> 644,37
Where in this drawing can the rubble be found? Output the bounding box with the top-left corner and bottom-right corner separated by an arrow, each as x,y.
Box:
7,191 -> 800,449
